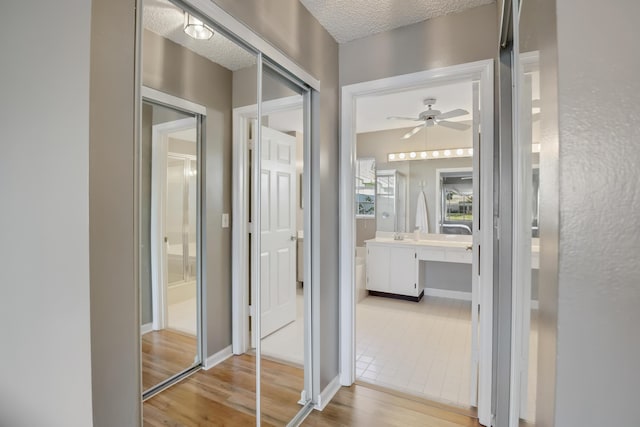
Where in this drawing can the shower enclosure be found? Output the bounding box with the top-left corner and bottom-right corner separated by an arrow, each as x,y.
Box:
376,169 -> 406,233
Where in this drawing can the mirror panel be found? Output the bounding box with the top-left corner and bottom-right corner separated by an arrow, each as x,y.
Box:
140,0 -> 259,417
258,62 -> 311,424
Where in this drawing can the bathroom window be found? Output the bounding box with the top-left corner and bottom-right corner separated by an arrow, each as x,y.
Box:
355,158 -> 376,218
439,170 -> 473,234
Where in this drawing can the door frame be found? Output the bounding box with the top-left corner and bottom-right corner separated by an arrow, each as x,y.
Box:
144,86 -> 206,333
150,117 -> 198,331
338,59 -> 495,425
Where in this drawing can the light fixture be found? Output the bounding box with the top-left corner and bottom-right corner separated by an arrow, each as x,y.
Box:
387,147 -> 475,162
184,12 -> 214,40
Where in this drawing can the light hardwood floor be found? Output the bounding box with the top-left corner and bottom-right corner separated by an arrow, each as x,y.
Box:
142,329 -> 198,391
143,352 -> 480,426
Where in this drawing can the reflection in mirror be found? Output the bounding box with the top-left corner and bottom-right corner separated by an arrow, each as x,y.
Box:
257,63 -> 311,424
140,0 -> 260,421
514,0 -> 541,422
140,99 -> 201,395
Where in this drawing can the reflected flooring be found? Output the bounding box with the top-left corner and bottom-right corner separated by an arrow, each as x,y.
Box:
356,295 -> 473,408
303,384 -> 481,427
143,354 -> 304,426
261,288 -> 304,366
524,309 -> 538,422
142,329 -> 198,391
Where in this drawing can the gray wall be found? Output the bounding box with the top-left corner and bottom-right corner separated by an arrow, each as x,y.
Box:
339,3 -> 498,86
0,1 -> 94,426
212,0 -> 340,390
143,29 -> 234,358
532,0 -> 640,425
89,0 -> 140,425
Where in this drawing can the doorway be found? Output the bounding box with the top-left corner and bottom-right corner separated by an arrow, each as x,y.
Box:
340,60 -> 495,426
140,87 -> 205,398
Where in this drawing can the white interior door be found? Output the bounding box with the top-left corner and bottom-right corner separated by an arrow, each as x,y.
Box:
257,126 -> 297,339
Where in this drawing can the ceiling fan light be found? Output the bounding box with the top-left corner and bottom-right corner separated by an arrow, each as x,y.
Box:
184,12 -> 214,40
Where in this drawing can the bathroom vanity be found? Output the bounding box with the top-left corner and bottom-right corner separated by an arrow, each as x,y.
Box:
365,233 -> 539,301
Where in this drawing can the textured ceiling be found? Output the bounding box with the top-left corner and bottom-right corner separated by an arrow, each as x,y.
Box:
300,0 -> 495,43
143,0 -> 255,71
356,80 -> 472,134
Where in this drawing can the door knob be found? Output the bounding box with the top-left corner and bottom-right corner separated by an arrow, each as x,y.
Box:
466,245 -> 473,251
290,235 -> 297,241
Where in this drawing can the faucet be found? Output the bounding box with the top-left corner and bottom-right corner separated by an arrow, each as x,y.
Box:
393,232 -> 404,241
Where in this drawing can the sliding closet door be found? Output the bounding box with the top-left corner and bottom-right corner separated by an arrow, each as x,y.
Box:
140,99 -> 201,395
256,62 -> 314,425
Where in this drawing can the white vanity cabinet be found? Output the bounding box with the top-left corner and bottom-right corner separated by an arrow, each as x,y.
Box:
366,242 -> 420,300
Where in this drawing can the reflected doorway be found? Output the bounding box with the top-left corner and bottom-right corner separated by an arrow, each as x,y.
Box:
140,91 -> 204,397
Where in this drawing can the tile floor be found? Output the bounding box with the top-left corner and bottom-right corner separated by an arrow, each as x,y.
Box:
168,297 -> 197,336
356,295 -> 474,408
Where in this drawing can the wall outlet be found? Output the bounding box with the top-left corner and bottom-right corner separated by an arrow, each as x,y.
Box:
222,213 -> 230,228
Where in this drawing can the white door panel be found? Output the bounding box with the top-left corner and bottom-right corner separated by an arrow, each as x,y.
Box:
258,126 -> 297,339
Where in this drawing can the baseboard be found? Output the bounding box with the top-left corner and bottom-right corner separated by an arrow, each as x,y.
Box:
314,375 -> 341,411
424,288 -> 472,301
141,323 -> 153,335
203,345 -> 233,370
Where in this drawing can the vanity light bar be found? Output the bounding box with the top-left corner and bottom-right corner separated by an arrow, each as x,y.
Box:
387,144 -> 541,162
388,148 -> 473,162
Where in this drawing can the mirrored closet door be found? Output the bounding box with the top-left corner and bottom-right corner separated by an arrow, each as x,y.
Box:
140,97 -> 203,397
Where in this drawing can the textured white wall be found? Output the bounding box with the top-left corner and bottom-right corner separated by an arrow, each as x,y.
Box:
0,1 -> 93,426
552,0 -> 640,425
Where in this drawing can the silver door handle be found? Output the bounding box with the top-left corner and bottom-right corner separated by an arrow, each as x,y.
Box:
290,235 -> 297,241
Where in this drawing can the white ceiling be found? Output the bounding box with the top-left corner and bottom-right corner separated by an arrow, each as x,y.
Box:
300,0 -> 495,43
142,0 -> 255,71
356,80 -> 473,134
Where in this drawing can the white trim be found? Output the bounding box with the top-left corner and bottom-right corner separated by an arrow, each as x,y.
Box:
339,60 -> 494,426
180,0 -> 320,91
141,323 -> 153,335
142,86 -> 207,116
203,345 -> 233,370
313,375 -> 341,411
232,94 -> 304,355
424,288 -> 473,301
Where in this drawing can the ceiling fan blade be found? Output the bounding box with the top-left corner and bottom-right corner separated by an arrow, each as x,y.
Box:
438,120 -> 470,131
402,125 -> 424,139
387,116 -> 420,121
437,109 -> 469,120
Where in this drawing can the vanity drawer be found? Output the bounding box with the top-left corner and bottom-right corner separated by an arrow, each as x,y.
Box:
445,247 -> 473,264
416,247 -> 446,262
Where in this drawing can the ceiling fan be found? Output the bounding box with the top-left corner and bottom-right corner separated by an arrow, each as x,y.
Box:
387,98 -> 470,139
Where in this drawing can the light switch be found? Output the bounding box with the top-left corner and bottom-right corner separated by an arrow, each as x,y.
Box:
222,213 -> 230,228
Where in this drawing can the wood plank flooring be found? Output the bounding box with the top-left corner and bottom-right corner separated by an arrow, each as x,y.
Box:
143,351 -> 481,426
303,384 -> 481,427
142,329 -> 198,391
143,354 -> 304,426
